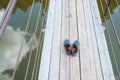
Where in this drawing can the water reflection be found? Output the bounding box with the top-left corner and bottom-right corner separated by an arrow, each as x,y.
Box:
0,26 -> 28,80
0,26 -> 39,80
0,1 -> 43,80
0,0 -> 49,12
97,0 -> 120,80
0,0 -> 38,12
112,6 -> 120,37
97,0 -> 120,21
105,6 -> 120,80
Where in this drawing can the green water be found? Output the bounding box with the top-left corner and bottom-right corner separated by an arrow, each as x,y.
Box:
0,0 -> 48,80
97,0 -> 120,80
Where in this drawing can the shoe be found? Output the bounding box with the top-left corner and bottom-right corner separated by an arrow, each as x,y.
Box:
71,40 -> 80,56
64,39 -> 71,55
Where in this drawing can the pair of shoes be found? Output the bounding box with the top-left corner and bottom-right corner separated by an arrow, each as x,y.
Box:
64,39 -> 80,56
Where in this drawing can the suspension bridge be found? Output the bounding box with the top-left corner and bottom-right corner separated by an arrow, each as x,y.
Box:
0,0 -> 120,80
38,0 -> 115,79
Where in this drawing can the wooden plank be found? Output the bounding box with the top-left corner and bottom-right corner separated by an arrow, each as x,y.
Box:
76,0 -> 92,80
60,0 -> 70,80
89,0 -> 115,80
82,0 -> 98,80
69,0 -> 80,80
38,0 -> 115,79
38,0 -> 56,79
49,0 -> 62,80
82,0 -> 103,80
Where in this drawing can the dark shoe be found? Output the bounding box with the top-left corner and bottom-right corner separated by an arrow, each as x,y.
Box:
64,39 -> 71,55
71,40 -> 80,56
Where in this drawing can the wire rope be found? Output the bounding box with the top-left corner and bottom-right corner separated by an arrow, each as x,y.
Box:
11,0 -> 36,79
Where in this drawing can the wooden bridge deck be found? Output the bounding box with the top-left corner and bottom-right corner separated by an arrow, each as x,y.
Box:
38,0 -> 115,80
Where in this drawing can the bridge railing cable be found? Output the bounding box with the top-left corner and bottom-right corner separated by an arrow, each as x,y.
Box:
11,0 -> 36,79
34,33 -> 44,80
24,0 -> 48,80
0,0 -> 17,39
23,1 -> 43,80
11,0 -> 49,79
103,0 -> 112,18
11,0 -> 49,80
99,0 -> 120,79
103,0 -> 120,48
31,0 -> 48,80
30,6 -> 42,80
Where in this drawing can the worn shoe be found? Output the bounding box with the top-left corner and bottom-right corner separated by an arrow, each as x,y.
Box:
71,40 -> 80,56
64,39 -> 71,55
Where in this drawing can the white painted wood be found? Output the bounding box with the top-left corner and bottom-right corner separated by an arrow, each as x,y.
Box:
82,0 -> 98,80
38,0 -> 56,79
89,0 -> 115,80
83,0 -> 103,80
76,0 -> 92,80
69,0 -> 80,80
38,0 -> 115,79
49,0 -> 62,80
60,0 -> 70,80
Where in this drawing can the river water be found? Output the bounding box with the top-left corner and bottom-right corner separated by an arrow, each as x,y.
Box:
0,0 -> 48,80
97,0 -> 120,80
